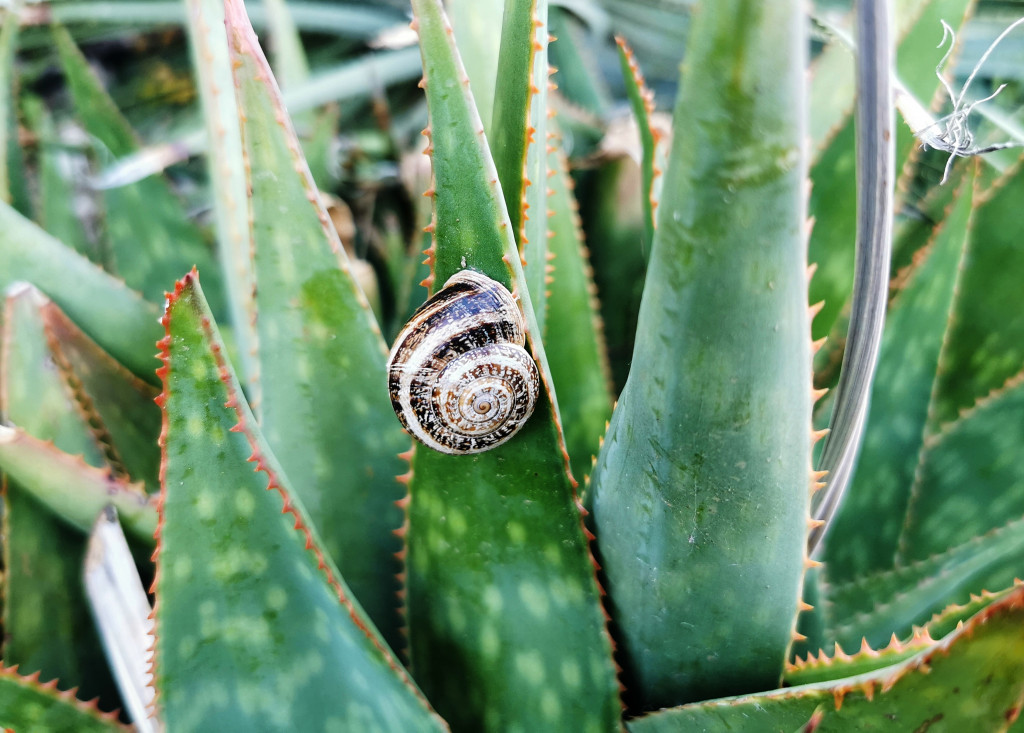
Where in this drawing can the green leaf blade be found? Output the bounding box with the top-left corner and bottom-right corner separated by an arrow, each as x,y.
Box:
544,137 -> 613,484
405,1 -> 619,729
0,284 -> 121,711
628,585 -> 1024,732
154,271 -> 445,732
615,37 -> 659,250
52,22 -> 224,313
0,202 -> 162,380
224,0 -> 409,648
589,0 -> 811,709
0,670 -> 129,732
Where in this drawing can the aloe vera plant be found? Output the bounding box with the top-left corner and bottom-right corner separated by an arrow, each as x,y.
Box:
1,0 -> 1024,730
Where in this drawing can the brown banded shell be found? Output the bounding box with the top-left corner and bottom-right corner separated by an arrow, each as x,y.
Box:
386,270 -> 541,454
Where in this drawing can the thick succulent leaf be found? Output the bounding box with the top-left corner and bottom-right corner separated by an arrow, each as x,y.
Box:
0,7 -> 30,216
51,23 -> 224,314
2,282 -> 159,486
46,1 -> 404,35
615,36 -> 660,250
0,284 -> 120,708
36,290 -> 161,487
930,164 -> 1024,424
3,487 -> 121,711
0,427 -> 156,542
22,96 -> 95,261
627,585 -> 1024,732
490,0 -> 542,242
826,515 -> 1024,651
807,0 -> 975,342
520,1 -> 550,332
262,0 -> 308,89
447,0 -> 503,131
823,166 -> 975,581
0,201 -> 162,380
224,0 -> 408,649
1,283 -> 107,467
260,0 -> 339,191
543,134 -> 613,484
581,157 -> 648,392
406,1 -> 620,729
184,0 -> 257,387
154,271 -> 445,732
589,0 -> 811,709
923,582 -> 1022,641
0,669 -> 128,732
784,628 -> 937,687
900,371 -> 1024,561
547,7 -> 611,117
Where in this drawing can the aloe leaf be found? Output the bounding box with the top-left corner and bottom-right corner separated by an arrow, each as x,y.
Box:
0,6 -> 31,216
447,0 -> 503,131
260,0 -> 339,191
490,0 -> 543,244
1,283 -> 107,466
543,132 -> 613,484
0,670 -> 129,732
34,291 -> 161,487
51,23 -> 224,315
589,0 -> 811,709
1,283 -> 119,709
923,582 -> 1021,641
823,165 -> 975,581
45,1 -> 403,37
262,0 -> 308,88
184,0 -> 257,387
224,0 -> 408,649
0,427 -> 156,542
406,1 -> 619,729
628,585 -> 1024,732
520,2 -> 550,331
808,0 -> 975,342
0,202 -> 162,380
547,7 -> 610,117
784,628 -> 937,687
22,96 -> 96,261
930,164 -> 1024,424
899,370 -> 1024,561
154,270 -> 445,732
615,36 -> 660,250
826,515 -> 1024,650
3,487 -> 121,710
582,157 -> 648,392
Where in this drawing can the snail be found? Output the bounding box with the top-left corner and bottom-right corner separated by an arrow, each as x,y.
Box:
387,270 -> 540,454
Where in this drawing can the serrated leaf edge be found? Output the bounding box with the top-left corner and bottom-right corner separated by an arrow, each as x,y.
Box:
151,268 -> 435,720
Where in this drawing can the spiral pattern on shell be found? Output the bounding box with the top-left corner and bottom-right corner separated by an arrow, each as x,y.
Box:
386,270 -> 541,454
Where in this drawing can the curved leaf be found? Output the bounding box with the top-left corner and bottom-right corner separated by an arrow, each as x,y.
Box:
823,165 -> 975,580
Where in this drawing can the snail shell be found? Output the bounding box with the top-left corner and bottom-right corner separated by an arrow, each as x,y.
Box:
387,270 -> 540,454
